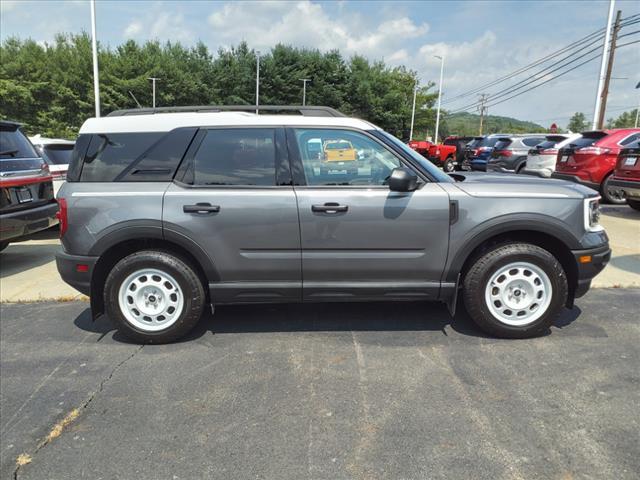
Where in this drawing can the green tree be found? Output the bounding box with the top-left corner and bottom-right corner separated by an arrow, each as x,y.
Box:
567,112 -> 588,133
606,109 -> 638,128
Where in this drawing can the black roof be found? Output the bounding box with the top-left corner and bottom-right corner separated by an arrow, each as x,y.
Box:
107,105 -> 346,118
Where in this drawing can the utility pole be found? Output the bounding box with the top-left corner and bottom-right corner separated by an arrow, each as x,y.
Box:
90,0 -> 100,117
300,78 -> 311,106
592,0 -> 616,129
596,9 -> 622,129
148,77 -> 160,109
478,93 -> 489,135
409,79 -> 418,141
255,51 -> 260,114
434,55 -> 445,144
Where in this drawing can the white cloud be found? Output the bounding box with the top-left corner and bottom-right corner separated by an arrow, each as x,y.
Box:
207,0 -> 428,58
123,21 -> 142,38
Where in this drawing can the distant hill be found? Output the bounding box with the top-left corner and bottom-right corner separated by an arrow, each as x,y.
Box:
443,112 -> 548,137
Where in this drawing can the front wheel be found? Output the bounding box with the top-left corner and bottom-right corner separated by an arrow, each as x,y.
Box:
462,243 -> 568,338
104,250 -> 205,343
442,157 -> 455,173
601,174 -> 626,204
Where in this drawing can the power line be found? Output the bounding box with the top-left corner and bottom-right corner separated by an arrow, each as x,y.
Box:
441,14 -> 640,106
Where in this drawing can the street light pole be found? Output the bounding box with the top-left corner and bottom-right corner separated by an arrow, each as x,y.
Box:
592,0 -> 616,130
90,0 -> 100,117
434,55 -> 444,144
300,78 -> 311,106
148,77 -> 160,109
255,51 -> 260,114
409,80 -> 418,141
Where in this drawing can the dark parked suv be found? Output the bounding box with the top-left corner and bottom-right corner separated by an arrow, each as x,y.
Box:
56,106 -> 610,343
486,134 -> 547,173
0,121 -> 58,251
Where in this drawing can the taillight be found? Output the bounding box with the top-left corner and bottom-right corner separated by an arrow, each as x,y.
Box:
577,146 -> 610,155
56,198 -> 68,237
494,149 -> 512,157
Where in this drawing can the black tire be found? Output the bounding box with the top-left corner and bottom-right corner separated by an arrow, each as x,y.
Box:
443,157 -> 455,173
0,241 -> 9,252
628,199 -> 640,211
515,162 -> 526,173
462,243 -> 568,339
104,250 -> 205,344
600,174 -> 626,204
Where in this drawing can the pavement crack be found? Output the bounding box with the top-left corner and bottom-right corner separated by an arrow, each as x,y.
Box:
13,345 -> 144,480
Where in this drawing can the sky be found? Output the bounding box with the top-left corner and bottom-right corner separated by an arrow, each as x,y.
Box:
1,0 -> 639,127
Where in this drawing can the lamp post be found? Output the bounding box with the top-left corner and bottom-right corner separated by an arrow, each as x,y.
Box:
300,78 -> 311,106
409,79 -> 418,141
90,0 -> 100,117
434,55 -> 445,144
148,77 -> 160,109
255,51 -> 260,114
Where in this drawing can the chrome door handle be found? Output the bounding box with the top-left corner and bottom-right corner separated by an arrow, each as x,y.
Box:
311,203 -> 348,213
183,203 -> 220,214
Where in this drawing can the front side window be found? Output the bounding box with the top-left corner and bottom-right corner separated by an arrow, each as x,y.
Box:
189,128 -> 276,186
293,128 -> 402,186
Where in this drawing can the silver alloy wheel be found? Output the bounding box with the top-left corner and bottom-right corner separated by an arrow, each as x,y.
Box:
118,268 -> 184,332
484,262 -> 553,326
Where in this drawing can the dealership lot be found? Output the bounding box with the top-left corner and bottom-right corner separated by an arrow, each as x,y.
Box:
1,289 -> 639,480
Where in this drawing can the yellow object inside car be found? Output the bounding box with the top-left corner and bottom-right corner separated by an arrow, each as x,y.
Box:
323,140 -> 357,162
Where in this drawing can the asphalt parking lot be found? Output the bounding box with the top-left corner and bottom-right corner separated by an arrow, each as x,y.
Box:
1,289 -> 639,480
0,204 -> 639,479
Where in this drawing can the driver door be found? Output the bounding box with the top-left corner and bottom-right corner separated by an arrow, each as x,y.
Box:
287,127 -> 451,301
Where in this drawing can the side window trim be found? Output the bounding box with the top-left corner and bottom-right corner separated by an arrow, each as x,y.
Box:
173,126 -> 290,189
284,126 -> 424,188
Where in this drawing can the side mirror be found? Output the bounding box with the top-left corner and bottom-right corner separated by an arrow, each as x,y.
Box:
388,167 -> 418,192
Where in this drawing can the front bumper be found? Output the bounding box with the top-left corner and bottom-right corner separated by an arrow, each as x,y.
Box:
55,250 -> 99,296
609,178 -> 640,199
551,172 -> 599,191
571,243 -> 611,299
0,202 -> 59,242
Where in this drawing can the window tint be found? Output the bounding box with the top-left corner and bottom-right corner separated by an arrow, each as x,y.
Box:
494,139 -> 512,150
80,133 -> 164,182
189,129 -> 276,186
66,134 -> 92,182
467,138 -> 483,148
0,125 -> 38,159
567,136 -> 599,149
294,128 -> 402,186
443,138 -> 457,146
480,137 -> 501,148
522,137 -> 544,147
40,144 -> 74,165
620,133 -> 640,146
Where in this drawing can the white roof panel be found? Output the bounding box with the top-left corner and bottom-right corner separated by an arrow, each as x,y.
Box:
79,112 -> 380,134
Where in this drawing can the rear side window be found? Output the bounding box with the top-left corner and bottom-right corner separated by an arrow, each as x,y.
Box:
186,128 -> 276,186
78,129 -> 195,182
494,139 -> 512,150
443,138 -> 457,146
40,144 -> 74,165
522,137 -> 544,147
568,136 -> 599,149
0,125 -> 38,159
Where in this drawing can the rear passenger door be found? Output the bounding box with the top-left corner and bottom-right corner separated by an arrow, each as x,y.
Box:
163,127 -> 301,304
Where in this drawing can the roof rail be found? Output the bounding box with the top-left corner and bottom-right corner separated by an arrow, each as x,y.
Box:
106,105 -> 346,118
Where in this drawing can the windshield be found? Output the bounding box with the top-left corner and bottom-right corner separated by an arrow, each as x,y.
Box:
0,125 -> 39,159
374,130 -> 452,183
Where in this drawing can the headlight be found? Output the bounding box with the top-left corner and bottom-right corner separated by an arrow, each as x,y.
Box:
584,197 -> 603,232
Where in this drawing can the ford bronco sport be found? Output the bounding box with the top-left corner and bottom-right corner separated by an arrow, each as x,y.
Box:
56,106 -> 611,343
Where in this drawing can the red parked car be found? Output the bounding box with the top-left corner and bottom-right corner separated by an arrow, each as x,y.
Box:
552,128 -> 640,204
407,139 -> 433,158
427,136 -> 474,172
610,140 -> 640,211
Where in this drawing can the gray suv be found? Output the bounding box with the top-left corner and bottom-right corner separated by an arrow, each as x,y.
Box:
486,134 -> 547,173
56,106 -> 611,343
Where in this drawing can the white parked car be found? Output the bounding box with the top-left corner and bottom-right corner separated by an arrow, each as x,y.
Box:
29,135 -> 75,196
524,133 -> 581,178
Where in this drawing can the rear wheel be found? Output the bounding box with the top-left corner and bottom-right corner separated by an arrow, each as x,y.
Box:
601,174 -> 626,204
104,250 -> 205,343
443,157 -> 455,173
628,199 -> 640,211
462,243 -> 568,338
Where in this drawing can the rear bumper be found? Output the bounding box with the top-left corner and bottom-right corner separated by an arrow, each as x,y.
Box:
0,202 -> 58,242
572,243 -> 611,299
609,178 -> 640,199
55,250 -> 98,296
551,172 -> 599,190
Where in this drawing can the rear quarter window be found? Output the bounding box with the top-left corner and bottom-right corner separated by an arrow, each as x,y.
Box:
0,126 -> 38,159
522,137 -> 544,147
